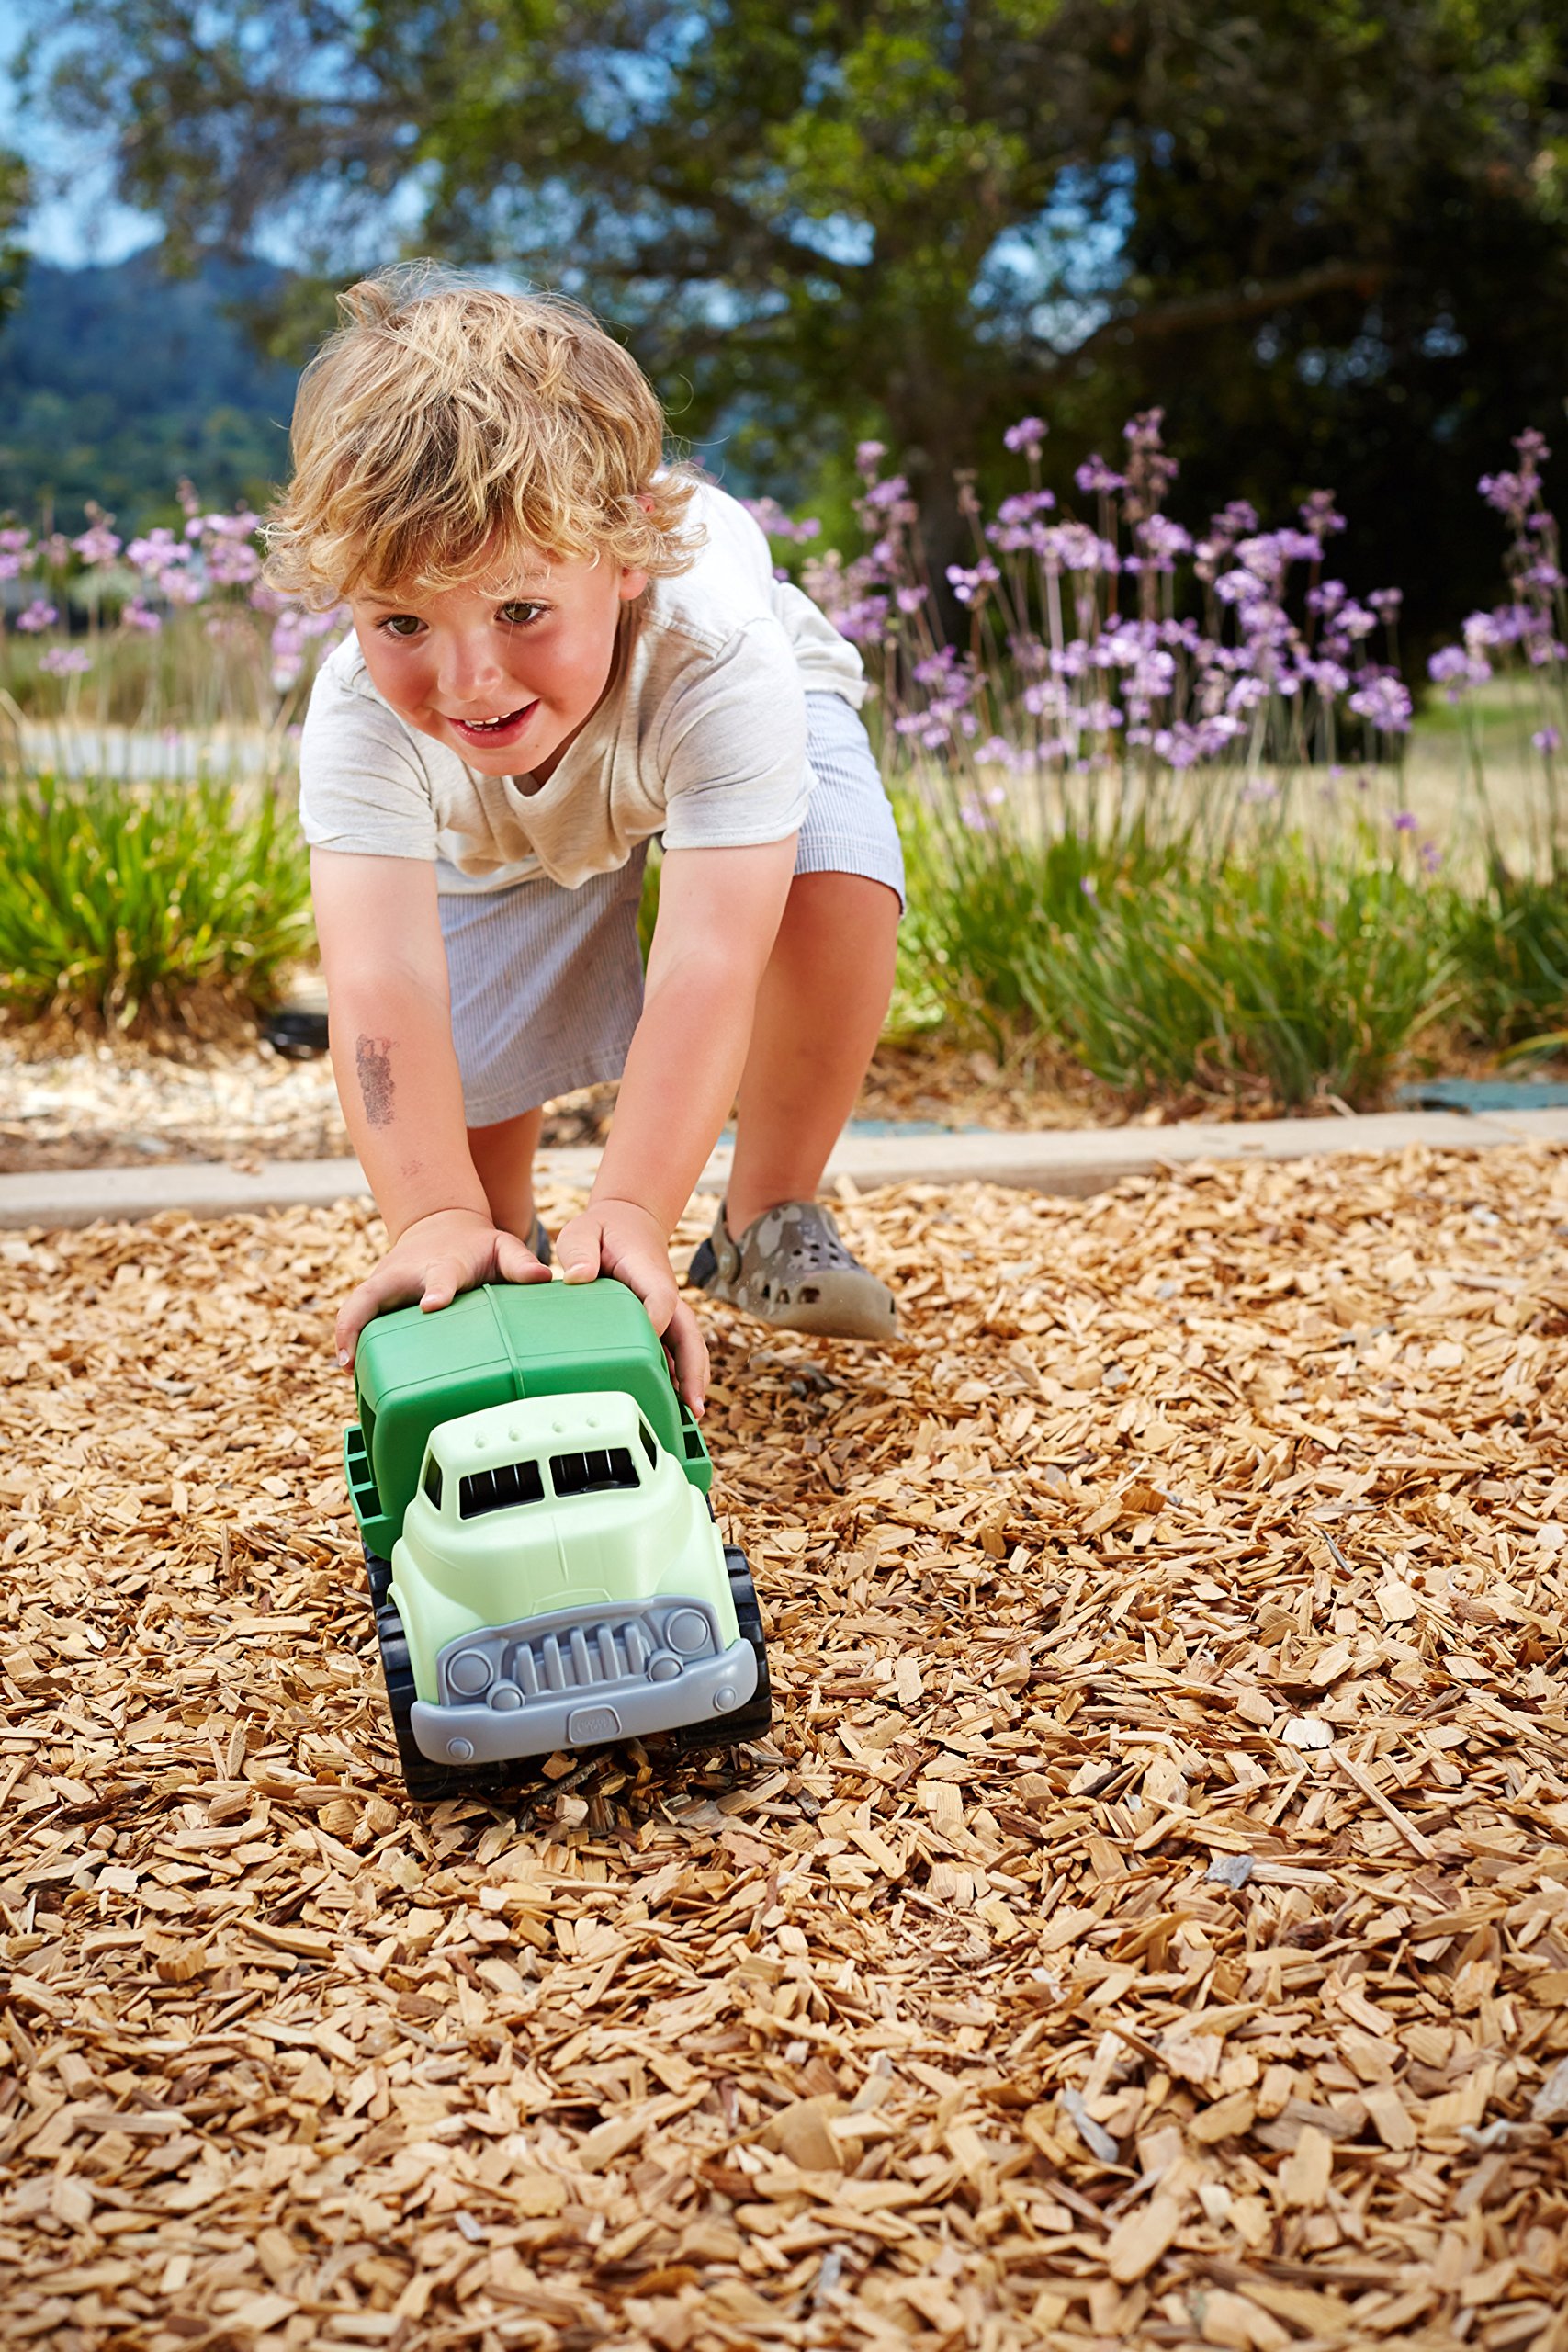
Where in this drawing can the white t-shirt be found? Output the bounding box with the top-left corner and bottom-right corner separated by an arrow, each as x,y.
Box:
297,482 -> 865,893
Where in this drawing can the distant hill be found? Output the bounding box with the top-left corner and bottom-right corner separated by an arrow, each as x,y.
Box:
0,247 -> 301,533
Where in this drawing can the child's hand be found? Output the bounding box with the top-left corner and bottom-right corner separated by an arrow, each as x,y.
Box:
555,1198 -> 708,1416
335,1207 -> 550,1367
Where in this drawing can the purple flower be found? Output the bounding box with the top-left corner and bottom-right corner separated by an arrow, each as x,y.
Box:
128,527 -> 190,574
742,497 -> 822,545
1348,674 -> 1413,734
895,584 -> 928,614
1429,644 -> 1491,695
160,568 -> 206,606
854,440 -> 886,478
1003,416 -> 1047,457
72,521 -> 122,567
1207,500 -> 1259,545
913,647 -> 963,687
1391,809 -> 1417,832
1299,491 -> 1347,540
988,488 -> 1056,537
1369,588 -> 1404,622
121,599 -> 162,633
15,599 -> 57,632
1534,727 -> 1562,755
945,559 -> 999,606
1080,875 -> 1099,899
40,644 -> 91,675
1076,456 -> 1126,496
975,739 -> 1021,772
1135,514 -> 1193,568
1480,469 -> 1532,524
834,595 -> 890,644
205,538 -> 261,587
1038,524 -> 1114,574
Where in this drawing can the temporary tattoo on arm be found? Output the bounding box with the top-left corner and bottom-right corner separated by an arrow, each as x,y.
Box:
355,1035 -> 395,1127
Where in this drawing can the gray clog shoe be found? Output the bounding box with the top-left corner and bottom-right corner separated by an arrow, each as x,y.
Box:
686,1200 -> 897,1340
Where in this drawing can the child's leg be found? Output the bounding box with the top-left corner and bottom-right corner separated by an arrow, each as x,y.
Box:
468,1107 -> 544,1238
726,872 -> 899,1236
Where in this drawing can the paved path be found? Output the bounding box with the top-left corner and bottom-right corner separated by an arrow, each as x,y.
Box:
3,1105 -> 1565,1229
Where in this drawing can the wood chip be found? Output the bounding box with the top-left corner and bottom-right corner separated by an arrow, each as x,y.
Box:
3,1145 -> 1568,2346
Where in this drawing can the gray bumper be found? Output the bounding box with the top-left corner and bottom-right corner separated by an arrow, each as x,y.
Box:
410,1638 -> 759,1765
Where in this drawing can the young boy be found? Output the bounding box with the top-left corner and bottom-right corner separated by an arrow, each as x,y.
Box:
270,269 -> 904,1416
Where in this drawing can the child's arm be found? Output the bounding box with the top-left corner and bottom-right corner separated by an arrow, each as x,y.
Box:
553,837 -> 797,1369
310,850 -> 548,1364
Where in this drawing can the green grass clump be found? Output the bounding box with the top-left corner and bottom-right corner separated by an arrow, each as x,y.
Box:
897,808 -> 1454,1106
1044,847 -> 1454,1106
894,808 -> 1180,1048
1446,870 -> 1568,1051
0,775 -> 313,1027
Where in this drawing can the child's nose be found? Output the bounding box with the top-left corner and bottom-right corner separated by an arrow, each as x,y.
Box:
439,636 -> 510,702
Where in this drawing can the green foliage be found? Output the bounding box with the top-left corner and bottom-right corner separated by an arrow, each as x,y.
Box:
1041,846 -> 1454,1107
0,252 -> 298,532
0,147 -> 28,323
0,775 -> 313,1026
36,1 -> 1568,629
897,811 -> 1454,1106
895,805 -> 1180,1050
1448,871 -> 1568,1050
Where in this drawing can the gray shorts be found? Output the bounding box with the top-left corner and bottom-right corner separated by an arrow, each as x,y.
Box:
440,690 -> 904,1127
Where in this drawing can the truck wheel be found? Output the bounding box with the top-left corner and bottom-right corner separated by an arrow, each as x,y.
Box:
363,1542 -> 392,1611
375,1599 -> 488,1804
717,1545 -> 773,1746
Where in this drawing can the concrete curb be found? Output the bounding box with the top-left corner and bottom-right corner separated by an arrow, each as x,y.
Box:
3,1105 -> 1566,1231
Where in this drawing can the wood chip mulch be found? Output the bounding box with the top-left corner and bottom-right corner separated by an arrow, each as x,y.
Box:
0,1033 -> 1145,1179
3,1148 -> 1567,2352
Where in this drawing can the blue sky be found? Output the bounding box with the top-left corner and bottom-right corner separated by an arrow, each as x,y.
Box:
0,35 -> 161,267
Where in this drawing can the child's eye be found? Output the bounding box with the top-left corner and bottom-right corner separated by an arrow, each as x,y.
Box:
499,602 -> 548,628
378,614 -> 425,639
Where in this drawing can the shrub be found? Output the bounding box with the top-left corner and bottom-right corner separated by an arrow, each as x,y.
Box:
1038,839 -> 1455,1106
0,775 -> 313,1027
1448,870 -> 1568,1050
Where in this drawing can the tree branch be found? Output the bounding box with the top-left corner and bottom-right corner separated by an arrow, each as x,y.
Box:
1060,258 -> 1390,360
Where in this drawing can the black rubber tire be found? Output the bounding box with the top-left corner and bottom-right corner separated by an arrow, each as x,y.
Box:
674,1546 -> 773,1750
375,1598 -> 494,1804
363,1541 -> 392,1612
725,1545 -> 774,1744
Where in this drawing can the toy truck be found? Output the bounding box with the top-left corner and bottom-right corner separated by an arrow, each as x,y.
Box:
344,1277 -> 771,1800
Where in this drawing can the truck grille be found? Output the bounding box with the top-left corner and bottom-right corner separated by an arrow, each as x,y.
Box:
507,1615 -> 653,1694
437,1601 -> 719,1711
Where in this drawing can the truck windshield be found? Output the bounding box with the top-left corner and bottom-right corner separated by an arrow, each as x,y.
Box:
459,1459 -> 546,1519
550,1446 -> 639,1497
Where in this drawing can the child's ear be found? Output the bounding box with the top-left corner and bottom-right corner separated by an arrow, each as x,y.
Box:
617,565 -> 649,602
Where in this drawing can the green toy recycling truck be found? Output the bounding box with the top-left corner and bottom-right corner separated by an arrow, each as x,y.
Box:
344,1277 -> 771,1799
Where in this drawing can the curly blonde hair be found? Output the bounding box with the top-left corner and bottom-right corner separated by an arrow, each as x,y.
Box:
265,265 -> 704,606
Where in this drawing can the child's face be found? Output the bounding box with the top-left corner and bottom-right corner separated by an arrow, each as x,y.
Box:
350,549 -> 649,779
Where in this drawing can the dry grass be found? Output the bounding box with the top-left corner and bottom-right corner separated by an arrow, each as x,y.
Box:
2,1150 -> 1567,2352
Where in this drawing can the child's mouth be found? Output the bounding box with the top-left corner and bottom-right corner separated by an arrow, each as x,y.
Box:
450,701 -> 537,747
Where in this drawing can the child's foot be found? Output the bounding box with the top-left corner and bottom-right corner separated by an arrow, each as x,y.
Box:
686,1200 -> 896,1340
